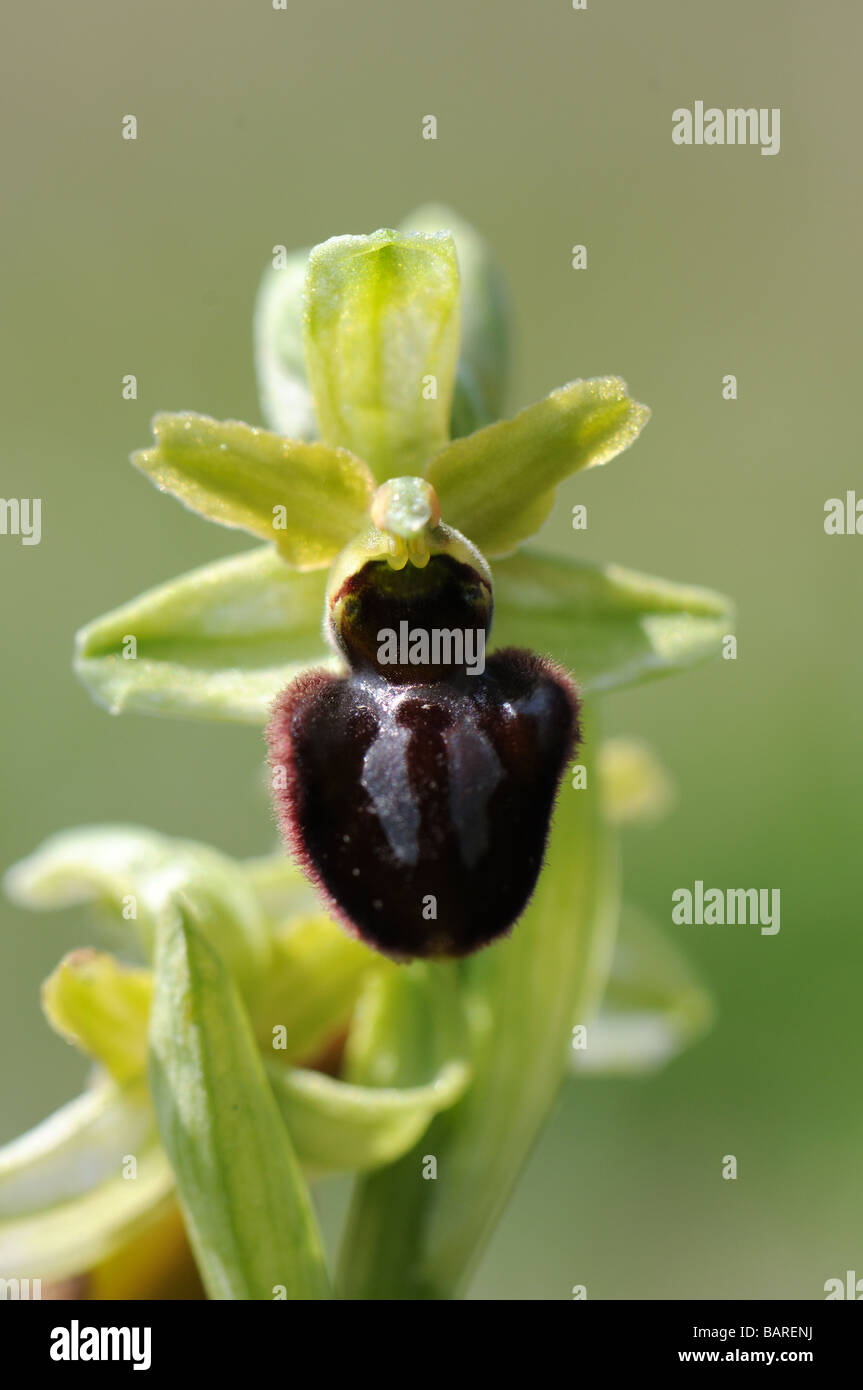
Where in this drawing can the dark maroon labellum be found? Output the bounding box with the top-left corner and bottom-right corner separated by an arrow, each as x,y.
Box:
266,553 -> 580,960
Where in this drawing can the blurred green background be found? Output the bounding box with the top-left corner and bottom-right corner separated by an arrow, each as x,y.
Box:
2,0 -> 860,1299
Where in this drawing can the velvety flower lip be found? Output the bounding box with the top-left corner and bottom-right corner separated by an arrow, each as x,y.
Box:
267,645 -> 581,961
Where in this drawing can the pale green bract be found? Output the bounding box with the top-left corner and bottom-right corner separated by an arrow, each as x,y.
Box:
1,207 -> 729,1300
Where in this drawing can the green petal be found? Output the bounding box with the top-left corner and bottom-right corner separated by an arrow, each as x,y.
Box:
74,544 -> 332,724
599,737 -> 676,826
303,230 -> 460,481
254,243 -> 318,438
148,906 -> 330,1300
492,549 -> 733,693
0,1081 -> 172,1282
426,377 -> 649,556
267,1060 -> 469,1177
5,825 -> 271,1001
251,913 -> 377,1063
132,413 -> 374,568
400,205 -> 509,437
338,715 -> 620,1299
42,952 -> 152,1083
572,908 -> 714,1076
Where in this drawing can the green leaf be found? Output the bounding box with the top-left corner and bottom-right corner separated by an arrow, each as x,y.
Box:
132,413 -> 374,568
266,1059 -> 469,1177
254,243 -> 318,439
0,1081 -> 173,1282
338,714 -> 620,1299
599,737 -> 676,826
492,549 -> 733,693
42,952 -> 152,1083
426,377 -> 649,556
148,906 -> 330,1300
303,229 -> 460,481
572,908 -> 714,1076
400,205 -> 509,436
73,544 -> 333,724
251,913 -> 377,1063
5,825 -> 271,1001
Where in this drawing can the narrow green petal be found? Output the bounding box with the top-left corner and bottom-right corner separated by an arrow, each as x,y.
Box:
148,907 -> 330,1300
0,1081 -> 172,1282
303,230 -> 460,481
426,377 -> 649,556
254,243 -> 318,438
338,719 -> 619,1299
132,413 -> 374,567
267,1061 -> 469,1177
42,952 -> 152,1083
251,913 -> 377,1063
400,205 -> 509,436
4,825 -> 271,1000
74,545 -> 331,724
572,908 -> 714,1076
492,549 -> 733,693
599,737 -> 676,826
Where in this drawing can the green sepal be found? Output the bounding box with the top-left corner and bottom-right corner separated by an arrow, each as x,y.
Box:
74,545 -> 331,724
303,229 -> 460,481
492,549 -> 733,694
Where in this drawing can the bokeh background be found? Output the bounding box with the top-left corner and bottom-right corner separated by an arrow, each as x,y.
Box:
2,0 -> 860,1299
